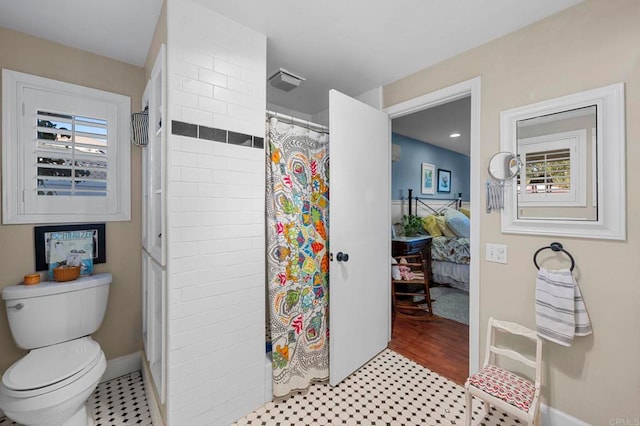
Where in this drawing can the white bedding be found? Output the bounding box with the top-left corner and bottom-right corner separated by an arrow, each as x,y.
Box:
432,260 -> 469,292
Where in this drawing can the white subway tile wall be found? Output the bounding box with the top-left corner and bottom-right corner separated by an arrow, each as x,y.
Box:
167,0 -> 267,424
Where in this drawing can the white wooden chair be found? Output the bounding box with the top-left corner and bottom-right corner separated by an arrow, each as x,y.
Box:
464,317 -> 542,426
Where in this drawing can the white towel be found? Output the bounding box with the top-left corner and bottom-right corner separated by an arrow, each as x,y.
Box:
486,180 -> 503,213
535,268 -> 592,346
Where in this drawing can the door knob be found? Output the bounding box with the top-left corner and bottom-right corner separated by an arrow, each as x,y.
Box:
336,252 -> 349,262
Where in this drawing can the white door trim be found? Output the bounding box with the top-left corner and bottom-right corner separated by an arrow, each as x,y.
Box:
383,76 -> 482,374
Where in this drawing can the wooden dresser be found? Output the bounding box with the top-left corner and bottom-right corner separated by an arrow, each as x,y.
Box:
392,235 -> 433,284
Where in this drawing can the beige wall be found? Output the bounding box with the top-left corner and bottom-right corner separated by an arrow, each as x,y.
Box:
145,0 -> 167,82
384,0 -> 640,422
0,27 -> 145,373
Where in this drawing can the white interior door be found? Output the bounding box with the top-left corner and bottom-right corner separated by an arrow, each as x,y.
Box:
329,90 -> 390,386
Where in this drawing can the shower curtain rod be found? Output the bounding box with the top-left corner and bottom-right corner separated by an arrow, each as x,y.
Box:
267,110 -> 329,134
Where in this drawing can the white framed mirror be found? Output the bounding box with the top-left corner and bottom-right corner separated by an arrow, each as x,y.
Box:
500,83 -> 626,240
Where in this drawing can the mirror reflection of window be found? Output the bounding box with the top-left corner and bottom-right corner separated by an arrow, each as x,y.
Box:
516,105 -> 597,221
524,148 -> 571,194
518,130 -> 586,204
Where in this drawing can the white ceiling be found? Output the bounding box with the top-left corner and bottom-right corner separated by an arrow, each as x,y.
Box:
0,0 -> 583,148
0,0 -> 163,67
393,97 -> 471,156
200,0 -> 584,115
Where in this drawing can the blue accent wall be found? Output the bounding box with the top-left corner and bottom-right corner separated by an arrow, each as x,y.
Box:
392,133 -> 470,201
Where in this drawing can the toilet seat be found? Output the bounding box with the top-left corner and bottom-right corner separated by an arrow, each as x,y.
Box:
2,337 -> 101,398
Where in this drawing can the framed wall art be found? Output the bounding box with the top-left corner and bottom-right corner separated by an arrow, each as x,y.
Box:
421,163 -> 435,194
437,169 -> 452,193
34,223 -> 106,272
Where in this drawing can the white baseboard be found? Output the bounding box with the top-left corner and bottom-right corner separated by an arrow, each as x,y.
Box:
101,351 -> 142,383
540,403 -> 590,426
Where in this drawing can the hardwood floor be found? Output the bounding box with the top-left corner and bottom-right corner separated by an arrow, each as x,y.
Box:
388,315 -> 469,385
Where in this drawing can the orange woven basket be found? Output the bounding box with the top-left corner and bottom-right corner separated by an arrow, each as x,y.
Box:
53,266 -> 81,282
23,273 -> 41,285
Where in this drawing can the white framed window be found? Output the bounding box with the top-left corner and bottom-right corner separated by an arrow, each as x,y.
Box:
517,129 -> 587,207
2,69 -> 131,224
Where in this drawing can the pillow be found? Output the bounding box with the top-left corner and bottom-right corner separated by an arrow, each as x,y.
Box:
445,208 -> 470,238
460,207 -> 471,218
421,215 -> 442,237
435,215 -> 457,238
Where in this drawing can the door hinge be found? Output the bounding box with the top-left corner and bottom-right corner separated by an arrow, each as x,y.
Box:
22,102 -> 25,116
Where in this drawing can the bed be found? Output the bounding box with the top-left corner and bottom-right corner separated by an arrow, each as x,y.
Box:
406,190 -> 471,292
431,236 -> 470,291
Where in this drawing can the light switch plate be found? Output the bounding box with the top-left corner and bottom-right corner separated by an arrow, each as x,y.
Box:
486,243 -> 508,264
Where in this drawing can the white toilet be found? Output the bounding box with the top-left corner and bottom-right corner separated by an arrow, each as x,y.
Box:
0,273 -> 111,426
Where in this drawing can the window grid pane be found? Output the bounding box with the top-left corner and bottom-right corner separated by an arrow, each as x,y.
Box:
36,110 -> 108,197
521,148 -> 571,194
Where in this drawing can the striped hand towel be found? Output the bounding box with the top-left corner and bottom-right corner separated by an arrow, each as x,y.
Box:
535,268 -> 592,346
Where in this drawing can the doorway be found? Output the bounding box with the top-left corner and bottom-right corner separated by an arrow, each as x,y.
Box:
384,77 -> 482,381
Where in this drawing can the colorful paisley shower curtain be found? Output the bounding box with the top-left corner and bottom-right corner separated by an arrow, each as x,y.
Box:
266,117 -> 330,397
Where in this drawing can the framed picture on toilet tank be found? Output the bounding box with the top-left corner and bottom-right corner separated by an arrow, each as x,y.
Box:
34,223 -> 106,272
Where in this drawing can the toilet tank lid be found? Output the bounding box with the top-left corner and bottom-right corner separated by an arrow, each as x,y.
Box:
2,273 -> 112,301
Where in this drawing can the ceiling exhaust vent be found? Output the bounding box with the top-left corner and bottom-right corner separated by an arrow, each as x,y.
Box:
268,68 -> 305,92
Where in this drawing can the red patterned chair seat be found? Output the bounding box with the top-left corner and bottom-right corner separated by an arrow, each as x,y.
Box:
466,364 -> 535,412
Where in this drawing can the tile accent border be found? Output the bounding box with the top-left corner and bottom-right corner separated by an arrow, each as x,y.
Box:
171,120 -> 264,149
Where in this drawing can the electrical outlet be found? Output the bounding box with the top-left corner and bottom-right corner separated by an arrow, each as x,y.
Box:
486,243 -> 508,264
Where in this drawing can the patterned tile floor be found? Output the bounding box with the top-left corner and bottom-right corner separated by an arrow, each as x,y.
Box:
0,371 -> 152,426
233,349 -> 522,426
1,350 -> 522,426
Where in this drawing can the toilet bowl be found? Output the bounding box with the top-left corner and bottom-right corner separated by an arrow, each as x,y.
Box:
0,338 -> 106,426
0,274 -> 111,426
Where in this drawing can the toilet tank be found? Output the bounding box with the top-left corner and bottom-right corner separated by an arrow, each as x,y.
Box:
2,273 -> 111,350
